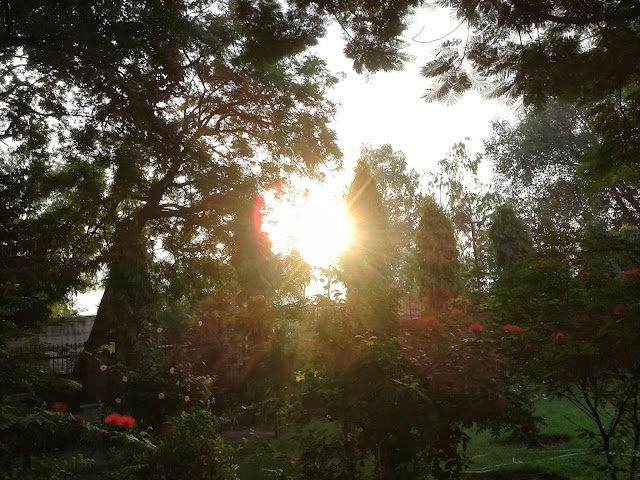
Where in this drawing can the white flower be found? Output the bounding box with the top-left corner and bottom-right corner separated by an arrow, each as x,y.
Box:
198,320 -> 203,327
156,327 -> 163,333
184,395 -> 190,403
158,393 -> 165,400
169,367 -> 175,374
115,398 -> 121,404
122,376 -> 128,383
147,322 -> 152,327
100,364 -> 108,372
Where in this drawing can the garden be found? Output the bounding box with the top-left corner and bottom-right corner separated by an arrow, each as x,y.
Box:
2,1 -> 640,479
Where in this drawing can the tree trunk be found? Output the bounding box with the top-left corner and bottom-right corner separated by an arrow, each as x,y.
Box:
79,217 -> 156,401
87,217 -> 155,357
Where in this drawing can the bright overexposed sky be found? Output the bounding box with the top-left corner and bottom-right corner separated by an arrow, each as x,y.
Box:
318,6 -> 515,185
76,5 -> 516,314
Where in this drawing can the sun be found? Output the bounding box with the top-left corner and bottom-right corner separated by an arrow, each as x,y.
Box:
262,186 -> 353,268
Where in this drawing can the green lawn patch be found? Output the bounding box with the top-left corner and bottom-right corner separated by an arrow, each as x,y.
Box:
463,397 -> 599,480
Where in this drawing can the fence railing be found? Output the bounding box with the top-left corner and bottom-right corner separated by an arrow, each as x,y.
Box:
44,342 -> 85,374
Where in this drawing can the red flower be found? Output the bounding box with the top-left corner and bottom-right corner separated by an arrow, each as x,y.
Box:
503,324 -> 525,335
524,344 -> 532,352
73,414 -> 87,422
551,333 -> 565,345
417,316 -> 438,325
398,319 -> 409,327
105,413 -> 123,425
52,402 -> 68,413
580,314 -> 591,322
494,398 -> 509,409
451,308 -> 463,316
489,353 -> 501,359
613,305 -> 626,315
118,415 -> 137,428
468,323 -> 483,333
105,413 -> 136,428
622,269 -> 639,280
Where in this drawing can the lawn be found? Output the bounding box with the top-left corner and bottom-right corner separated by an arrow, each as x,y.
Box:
234,398 -> 605,479
463,397 -> 601,480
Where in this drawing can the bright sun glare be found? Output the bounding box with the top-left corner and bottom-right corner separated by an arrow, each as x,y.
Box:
262,186 -> 353,268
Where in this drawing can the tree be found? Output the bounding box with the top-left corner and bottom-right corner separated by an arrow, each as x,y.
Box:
0,154 -> 100,332
356,144 -> 423,291
414,196 -> 459,314
487,223 -> 640,480
487,204 -> 532,271
484,101 -> 640,241
427,141 -> 499,291
341,160 -> 396,335
0,0 -> 425,364
422,0 -> 640,185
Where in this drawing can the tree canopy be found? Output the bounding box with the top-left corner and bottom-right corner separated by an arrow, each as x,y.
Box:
423,0 -> 640,184
0,0 -> 424,357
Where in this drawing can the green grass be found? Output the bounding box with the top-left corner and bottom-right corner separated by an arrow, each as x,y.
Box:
234,399 -> 607,479
463,397 -> 601,480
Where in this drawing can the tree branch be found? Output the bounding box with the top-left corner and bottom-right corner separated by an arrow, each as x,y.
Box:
511,1 -> 640,26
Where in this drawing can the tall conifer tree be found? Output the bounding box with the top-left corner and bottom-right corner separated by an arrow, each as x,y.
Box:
342,160 -> 395,334
414,196 -> 459,314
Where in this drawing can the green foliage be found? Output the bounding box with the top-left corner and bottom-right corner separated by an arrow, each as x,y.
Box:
2,0 -> 386,361
487,223 -> 640,479
142,410 -> 238,480
484,101 -> 640,235
487,204 -> 532,270
427,141 -> 500,293
229,195 -> 282,304
280,293 -> 527,480
414,196 -> 460,314
423,0 -> 640,185
357,145 -> 424,281
342,160 -> 397,334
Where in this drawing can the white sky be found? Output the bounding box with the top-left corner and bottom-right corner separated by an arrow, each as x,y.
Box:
318,6 -> 515,185
76,6 -> 516,313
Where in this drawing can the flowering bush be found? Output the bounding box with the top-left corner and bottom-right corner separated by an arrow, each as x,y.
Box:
487,224 -> 640,479
142,410 -> 238,480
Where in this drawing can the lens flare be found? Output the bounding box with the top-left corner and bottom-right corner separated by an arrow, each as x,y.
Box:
262,186 -> 353,268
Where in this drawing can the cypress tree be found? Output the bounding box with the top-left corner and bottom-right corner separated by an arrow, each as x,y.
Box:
414,196 -> 459,314
341,160 -> 396,334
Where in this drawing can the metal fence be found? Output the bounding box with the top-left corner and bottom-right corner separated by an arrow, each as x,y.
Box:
45,342 -> 85,374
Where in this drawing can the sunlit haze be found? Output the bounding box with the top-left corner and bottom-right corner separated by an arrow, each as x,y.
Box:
262,186 -> 353,268
75,7 -> 514,314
